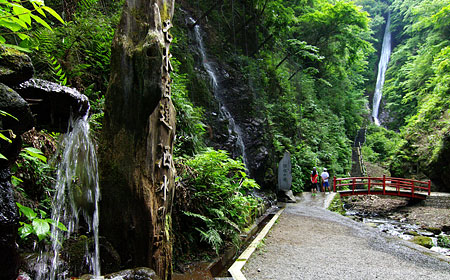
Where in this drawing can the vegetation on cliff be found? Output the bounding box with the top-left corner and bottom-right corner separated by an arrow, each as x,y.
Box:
362,0 -> 450,190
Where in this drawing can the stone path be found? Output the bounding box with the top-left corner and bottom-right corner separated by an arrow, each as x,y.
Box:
242,192 -> 450,279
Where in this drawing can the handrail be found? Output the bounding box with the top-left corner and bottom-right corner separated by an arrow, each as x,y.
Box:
333,176 -> 431,197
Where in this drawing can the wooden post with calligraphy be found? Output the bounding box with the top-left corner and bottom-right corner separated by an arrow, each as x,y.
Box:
99,1 -> 175,279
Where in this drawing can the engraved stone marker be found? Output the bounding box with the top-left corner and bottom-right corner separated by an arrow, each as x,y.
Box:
278,151 -> 292,191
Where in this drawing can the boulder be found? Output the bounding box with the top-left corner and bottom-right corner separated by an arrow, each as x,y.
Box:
104,267 -> 161,280
0,83 -> 34,167
411,236 -> 433,248
0,46 -> 34,86
15,78 -> 89,132
0,169 -> 19,280
279,190 -> 296,203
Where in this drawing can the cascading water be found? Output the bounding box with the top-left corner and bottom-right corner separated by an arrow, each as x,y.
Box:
189,17 -> 249,168
36,115 -> 100,279
372,13 -> 392,126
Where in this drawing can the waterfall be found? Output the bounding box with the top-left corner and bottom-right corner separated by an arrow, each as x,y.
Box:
189,17 -> 249,168
372,13 -> 392,126
36,115 -> 100,279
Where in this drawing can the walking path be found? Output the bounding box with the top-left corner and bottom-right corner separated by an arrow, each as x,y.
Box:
242,192 -> 450,279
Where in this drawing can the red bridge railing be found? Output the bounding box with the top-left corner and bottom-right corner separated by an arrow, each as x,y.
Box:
333,175 -> 431,199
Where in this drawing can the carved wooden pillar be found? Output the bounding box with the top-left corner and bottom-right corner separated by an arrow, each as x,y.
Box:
99,1 -> 175,279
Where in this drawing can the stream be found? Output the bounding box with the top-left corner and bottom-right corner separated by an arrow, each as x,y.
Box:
345,208 -> 450,257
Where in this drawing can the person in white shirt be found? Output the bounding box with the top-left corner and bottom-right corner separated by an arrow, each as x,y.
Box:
321,168 -> 331,192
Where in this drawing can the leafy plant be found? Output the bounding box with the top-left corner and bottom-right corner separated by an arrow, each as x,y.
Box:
175,149 -> 261,254
12,146 -> 56,209
0,110 -> 18,160
438,235 -> 450,248
16,202 -> 67,242
0,0 -> 64,51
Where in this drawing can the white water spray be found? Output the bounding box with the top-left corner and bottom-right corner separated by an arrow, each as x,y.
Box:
189,17 -> 249,168
372,13 -> 392,126
36,116 -> 100,279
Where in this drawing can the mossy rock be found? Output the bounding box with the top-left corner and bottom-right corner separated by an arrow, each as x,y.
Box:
406,230 -> 419,236
0,46 -> 34,86
424,227 -> 441,235
411,236 -> 433,248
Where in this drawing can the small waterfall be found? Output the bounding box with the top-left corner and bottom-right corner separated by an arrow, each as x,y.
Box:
372,13 -> 392,126
36,115 -> 100,279
189,17 -> 249,168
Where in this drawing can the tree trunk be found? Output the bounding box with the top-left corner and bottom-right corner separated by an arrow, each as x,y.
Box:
99,1 -> 176,279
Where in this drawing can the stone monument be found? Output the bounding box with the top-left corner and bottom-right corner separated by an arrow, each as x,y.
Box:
278,151 -> 295,202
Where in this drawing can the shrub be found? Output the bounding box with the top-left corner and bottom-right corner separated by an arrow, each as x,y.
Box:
175,148 -> 261,255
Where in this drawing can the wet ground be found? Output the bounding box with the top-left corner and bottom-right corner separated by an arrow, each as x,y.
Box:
242,192 -> 450,279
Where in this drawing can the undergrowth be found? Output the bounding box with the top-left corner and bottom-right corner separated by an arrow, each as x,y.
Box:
173,148 -> 262,262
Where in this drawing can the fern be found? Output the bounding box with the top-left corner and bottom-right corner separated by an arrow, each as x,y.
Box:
77,0 -> 98,10
197,228 -> 223,254
47,54 -> 67,85
183,211 -> 212,224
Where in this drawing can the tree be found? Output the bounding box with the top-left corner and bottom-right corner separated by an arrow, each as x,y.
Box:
99,0 -> 176,279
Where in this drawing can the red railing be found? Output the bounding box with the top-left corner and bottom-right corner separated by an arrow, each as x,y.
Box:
333,175 -> 431,199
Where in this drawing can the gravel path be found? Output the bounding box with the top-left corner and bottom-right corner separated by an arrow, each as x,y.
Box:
242,192 -> 450,280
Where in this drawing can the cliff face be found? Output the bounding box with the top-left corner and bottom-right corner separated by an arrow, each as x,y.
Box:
99,1 -> 176,279
172,6 -> 274,187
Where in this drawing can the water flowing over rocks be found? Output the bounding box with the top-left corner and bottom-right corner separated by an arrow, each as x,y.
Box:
0,47 -> 90,280
372,13 -> 392,126
344,195 -> 450,257
185,13 -> 271,185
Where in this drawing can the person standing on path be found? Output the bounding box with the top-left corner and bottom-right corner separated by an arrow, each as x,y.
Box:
310,167 -> 319,196
321,168 -> 331,192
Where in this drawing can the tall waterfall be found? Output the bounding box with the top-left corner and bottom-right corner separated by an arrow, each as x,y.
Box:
36,116 -> 100,279
372,13 -> 392,126
189,17 -> 249,168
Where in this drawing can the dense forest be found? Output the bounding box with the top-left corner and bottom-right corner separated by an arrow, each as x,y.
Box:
0,0 -> 449,279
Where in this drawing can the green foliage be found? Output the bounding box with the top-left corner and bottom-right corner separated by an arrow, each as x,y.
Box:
46,53 -> 67,85
31,1 -> 120,92
0,109 -> 18,160
171,57 -> 206,156
176,149 -> 261,254
379,0 -> 450,178
16,202 -> 67,242
362,124 -> 404,168
327,194 -> 346,215
0,0 -> 64,51
12,146 -> 55,209
438,235 -> 450,248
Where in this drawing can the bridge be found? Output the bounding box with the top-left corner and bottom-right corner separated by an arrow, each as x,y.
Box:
333,175 -> 431,200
